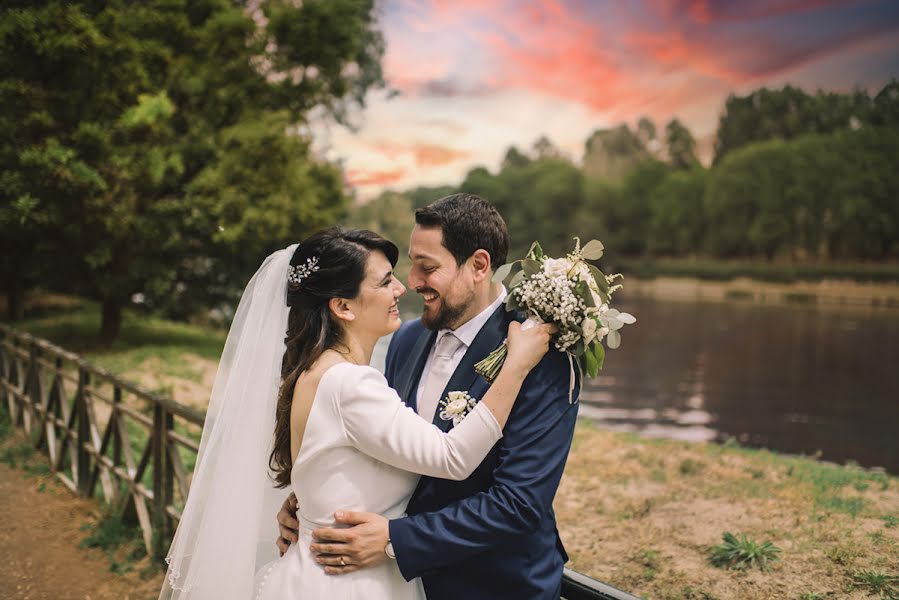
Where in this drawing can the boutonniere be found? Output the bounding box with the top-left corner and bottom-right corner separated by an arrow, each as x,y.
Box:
439,391 -> 478,426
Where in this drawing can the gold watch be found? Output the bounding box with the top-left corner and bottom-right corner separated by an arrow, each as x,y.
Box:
385,540 -> 396,559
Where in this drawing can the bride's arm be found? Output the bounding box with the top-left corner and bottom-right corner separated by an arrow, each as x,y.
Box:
336,324 -> 550,480
336,367 -> 500,480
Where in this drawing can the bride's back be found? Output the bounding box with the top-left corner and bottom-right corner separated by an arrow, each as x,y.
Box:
287,360 -> 420,529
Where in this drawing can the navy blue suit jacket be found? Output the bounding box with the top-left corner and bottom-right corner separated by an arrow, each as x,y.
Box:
385,305 -> 580,600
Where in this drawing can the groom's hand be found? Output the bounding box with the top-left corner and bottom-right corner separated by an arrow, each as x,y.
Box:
276,493 -> 299,556
310,511 -> 389,575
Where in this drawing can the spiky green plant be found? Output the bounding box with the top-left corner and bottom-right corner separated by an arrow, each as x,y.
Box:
709,532 -> 781,571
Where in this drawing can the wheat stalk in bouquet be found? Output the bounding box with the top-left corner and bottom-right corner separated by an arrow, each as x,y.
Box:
474,238 -> 635,386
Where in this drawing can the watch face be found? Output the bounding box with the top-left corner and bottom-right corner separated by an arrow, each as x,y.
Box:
386,542 -> 396,559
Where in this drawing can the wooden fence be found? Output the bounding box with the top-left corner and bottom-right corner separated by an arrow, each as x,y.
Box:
0,323 -> 204,557
0,322 -> 637,600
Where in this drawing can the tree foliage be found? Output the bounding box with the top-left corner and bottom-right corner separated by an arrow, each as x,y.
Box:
1,0 -> 385,338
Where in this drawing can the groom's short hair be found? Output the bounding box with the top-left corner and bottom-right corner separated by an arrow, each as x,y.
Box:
415,193 -> 509,270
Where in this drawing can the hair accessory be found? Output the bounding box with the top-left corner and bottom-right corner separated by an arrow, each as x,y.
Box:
287,256 -> 320,285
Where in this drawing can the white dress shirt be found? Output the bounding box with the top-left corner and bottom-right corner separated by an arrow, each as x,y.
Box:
415,287 -> 507,421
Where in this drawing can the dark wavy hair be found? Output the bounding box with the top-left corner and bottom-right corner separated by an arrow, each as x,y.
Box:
269,227 -> 398,488
414,193 -> 509,270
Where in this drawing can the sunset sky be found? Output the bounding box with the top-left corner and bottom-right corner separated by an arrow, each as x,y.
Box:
310,0 -> 899,199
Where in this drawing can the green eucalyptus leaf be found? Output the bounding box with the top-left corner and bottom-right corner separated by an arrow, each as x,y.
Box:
575,280 -> 595,307
492,261 -> 515,283
587,263 -> 610,292
584,345 -> 599,378
521,258 -> 541,276
527,241 -> 545,260
581,239 -> 604,260
569,338 -> 585,356
509,269 -> 526,288
505,293 -> 522,312
594,342 -> 605,372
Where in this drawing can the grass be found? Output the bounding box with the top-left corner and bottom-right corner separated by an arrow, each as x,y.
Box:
709,532 -> 781,571
16,297 -> 226,379
558,423 -> 899,599
79,509 -> 148,575
849,569 -> 899,598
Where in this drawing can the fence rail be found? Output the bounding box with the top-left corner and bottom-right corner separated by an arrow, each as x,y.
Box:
0,323 -> 638,600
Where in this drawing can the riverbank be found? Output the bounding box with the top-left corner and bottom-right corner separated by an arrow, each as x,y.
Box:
617,259 -> 899,286
558,422 -> 898,599
622,274 -> 899,308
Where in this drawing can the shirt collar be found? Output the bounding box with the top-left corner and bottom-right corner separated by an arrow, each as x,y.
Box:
438,286 -> 507,349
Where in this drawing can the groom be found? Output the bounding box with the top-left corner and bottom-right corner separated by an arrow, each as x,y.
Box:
277,193 -> 580,599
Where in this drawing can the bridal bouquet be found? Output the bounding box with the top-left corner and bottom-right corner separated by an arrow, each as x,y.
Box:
474,238 -> 635,384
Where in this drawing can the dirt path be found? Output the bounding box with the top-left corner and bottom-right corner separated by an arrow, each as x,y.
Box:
0,460 -> 164,600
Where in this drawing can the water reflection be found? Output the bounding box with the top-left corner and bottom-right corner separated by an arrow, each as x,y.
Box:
588,294 -> 899,473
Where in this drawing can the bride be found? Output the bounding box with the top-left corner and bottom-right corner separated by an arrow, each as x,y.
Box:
159,227 -> 552,599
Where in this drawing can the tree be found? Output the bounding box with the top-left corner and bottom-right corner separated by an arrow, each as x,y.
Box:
532,135 -> 563,160
405,185 -> 458,211
648,168 -> 707,256
712,84 -> 875,164
345,191 -> 416,280
582,125 -> 650,180
1,1 -> 385,341
501,146 -> 531,170
637,117 -> 657,145
665,119 -> 699,170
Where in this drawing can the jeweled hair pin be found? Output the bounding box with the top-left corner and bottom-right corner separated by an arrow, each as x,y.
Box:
287,256 -> 320,285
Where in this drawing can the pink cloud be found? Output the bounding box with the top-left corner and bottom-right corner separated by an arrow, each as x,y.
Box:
629,20 -> 898,85
346,168 -> 407,187
654,0 -> 866,24
370,140 -> 473,168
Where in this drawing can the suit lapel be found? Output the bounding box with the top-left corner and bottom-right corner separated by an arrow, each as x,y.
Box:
397,328 -> 436,412
432,305 -> 511,431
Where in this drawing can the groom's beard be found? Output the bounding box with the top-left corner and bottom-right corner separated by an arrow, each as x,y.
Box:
420,288 -> 473,331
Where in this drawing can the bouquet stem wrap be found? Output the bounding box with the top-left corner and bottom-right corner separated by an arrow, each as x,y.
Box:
475,317 -> 580,403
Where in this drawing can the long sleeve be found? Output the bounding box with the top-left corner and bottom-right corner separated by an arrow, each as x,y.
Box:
388,351 -> 579,580
336,365 -> 503,481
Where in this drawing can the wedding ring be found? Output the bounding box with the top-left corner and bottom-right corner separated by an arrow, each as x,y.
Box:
339,556 -> 346,566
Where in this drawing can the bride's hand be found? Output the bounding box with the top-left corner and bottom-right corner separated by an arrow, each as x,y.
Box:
504,321 -> 555,376
276,492 -> 299,556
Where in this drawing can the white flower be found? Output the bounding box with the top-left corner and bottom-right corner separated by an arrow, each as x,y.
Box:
445,397 -> 468,413
582,317 -> 599,344
542,257 -> 572,278
439,391 -> 478,426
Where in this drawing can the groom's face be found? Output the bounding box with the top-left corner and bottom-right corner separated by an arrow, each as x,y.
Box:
407,224 -> 476,331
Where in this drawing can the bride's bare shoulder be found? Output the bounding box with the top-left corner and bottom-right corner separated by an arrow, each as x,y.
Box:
293,352 -> 353,396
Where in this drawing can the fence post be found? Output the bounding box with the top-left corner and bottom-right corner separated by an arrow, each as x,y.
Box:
26,341 -> 43,443
76,366 -> 91,496
152,402 -> 173,557
0,328 -> 7,409
10,336 -> 22,426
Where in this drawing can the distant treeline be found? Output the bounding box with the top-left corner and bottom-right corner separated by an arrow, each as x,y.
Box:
352,82 -> 899,270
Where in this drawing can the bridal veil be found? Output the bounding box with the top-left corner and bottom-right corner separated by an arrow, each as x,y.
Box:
160,244 -> 297,599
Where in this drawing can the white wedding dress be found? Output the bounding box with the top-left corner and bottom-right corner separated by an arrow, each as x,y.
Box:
251,361 -> 502,600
